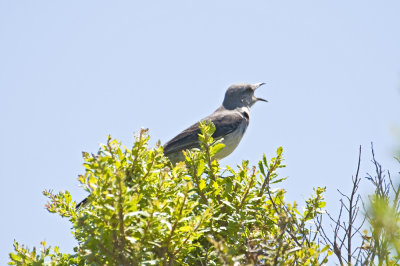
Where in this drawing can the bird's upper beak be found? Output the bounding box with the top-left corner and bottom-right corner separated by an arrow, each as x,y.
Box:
253,82 -> 268,103
253,82 -> 266,90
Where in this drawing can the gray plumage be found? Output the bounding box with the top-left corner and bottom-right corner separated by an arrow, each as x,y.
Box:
164,83 -> 267,163
76,83 -> 266,209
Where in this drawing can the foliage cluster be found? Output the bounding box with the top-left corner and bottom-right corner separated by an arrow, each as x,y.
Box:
9,122 -> 330,265
363,151 -> 400,264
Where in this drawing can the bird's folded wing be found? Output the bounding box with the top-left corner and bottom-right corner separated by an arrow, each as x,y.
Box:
163,111 -> 245,155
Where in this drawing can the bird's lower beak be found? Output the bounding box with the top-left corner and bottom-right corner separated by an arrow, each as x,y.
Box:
256,97 -> 268,102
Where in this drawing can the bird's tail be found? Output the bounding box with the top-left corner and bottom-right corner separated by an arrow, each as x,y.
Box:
76,196 -> 88,210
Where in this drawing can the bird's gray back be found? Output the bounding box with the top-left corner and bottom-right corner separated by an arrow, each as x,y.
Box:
163,107 -> 249,163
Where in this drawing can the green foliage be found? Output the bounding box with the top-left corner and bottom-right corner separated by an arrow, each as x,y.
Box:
362,154 -> 400,265
9,122 -> 330,265
9,241 -> 79,265
366,195 -> 400,263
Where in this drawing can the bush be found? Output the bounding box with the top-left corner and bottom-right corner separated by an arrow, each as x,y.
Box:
9,122 -> 330,265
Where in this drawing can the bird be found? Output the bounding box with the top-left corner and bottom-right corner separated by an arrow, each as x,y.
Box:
76,83 -> 266,209
163,82 -> 267,164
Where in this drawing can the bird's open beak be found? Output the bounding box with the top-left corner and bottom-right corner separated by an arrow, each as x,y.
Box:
253,82 -> 267,102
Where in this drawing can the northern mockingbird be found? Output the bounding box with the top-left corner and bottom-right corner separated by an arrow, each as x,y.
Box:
76,83 -> 266,209
164,82 -> 267,164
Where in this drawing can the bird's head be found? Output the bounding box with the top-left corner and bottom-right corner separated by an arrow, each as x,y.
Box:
222,82 -> 267,110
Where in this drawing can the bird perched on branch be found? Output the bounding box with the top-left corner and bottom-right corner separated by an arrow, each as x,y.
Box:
164,82 -> 267,164
76,83 -> 267,209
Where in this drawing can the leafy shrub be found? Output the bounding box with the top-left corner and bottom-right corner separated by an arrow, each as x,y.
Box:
9,122 -> 330,265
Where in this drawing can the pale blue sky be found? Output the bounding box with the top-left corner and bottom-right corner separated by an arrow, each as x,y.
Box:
1,1 -> 400,264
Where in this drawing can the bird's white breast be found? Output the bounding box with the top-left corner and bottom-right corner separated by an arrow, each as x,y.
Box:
215,108 -> 249,159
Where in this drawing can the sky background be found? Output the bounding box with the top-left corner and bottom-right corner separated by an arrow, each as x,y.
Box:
1,1 -> 400,264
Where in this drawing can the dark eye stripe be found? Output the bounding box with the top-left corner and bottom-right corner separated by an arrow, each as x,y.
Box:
242,111 -> 249,120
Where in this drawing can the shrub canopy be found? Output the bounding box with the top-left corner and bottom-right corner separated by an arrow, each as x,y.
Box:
9,122 -> 330,265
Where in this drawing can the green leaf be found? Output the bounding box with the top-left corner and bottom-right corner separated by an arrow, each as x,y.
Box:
212,181 -> 219,190
210,143 -> 225,157
199,179 -> 206,191
197,160 -> 205,176
180,225 -> 193,232
271,176 -> 287,184
277,146 -> 283,156
258,160 -> 265,177
9,253 -> 21,262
